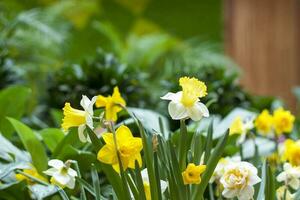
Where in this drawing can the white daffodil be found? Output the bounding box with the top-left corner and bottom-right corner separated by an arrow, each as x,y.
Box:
276,186 -> 295,200
220,161 -> 261,200
229,116 -> 254,144
44,159 -> 77,189
210,156 -> 241,183
161,77 -> 209,121
277,163 -> 300,190
62,95 -> 97,142
140,169 -> 168,200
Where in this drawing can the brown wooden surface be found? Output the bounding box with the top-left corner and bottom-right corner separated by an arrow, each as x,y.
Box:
224,0 -> 300,110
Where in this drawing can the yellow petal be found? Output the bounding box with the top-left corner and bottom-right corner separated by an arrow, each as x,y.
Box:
62,103 -> 86,131
102,132 -> 114,146
97,145 -> 117,165
116,125 -> 133,141
95,95 -> 108,108
112,86 -> 126,107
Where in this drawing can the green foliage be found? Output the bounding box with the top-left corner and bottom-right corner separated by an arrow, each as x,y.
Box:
8,117 -> 48,173
0,86 -> 31,137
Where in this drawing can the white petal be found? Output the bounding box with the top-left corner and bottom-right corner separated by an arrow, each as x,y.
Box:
284,163 -> 292,170
238,186 -> 254,200
65,177 -> 76,189
161,92 -> 181,102
289,178 -> 299,190
48,159 -> 64,169
276,172 -> 286,182
80,95 -> 91,111
237,132 -> 247,144
68,168 -> 78,177
141,169 -> 149,183
160,180 -> 168,192
78,125 -> 88,143
43,168 -> 57,176
53,172 -> 70,185
222,188 -> 238,198
187,102 -> 209,121
248,174 -> 261,185
168,101 -> 188,120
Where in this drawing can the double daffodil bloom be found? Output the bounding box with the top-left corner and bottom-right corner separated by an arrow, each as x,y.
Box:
220,161 -> 261,200
182,163 -> 206,185
254,110 -> 273,136
97,125 -> 142,173
62,95 -> 96,142
276,186 -> 295,200
161,77 -> 209,121
44,159 -> 77,189
229,116 -> 254,144
277,163 -> 300,190
16,166 -> 47,185
273,107 -> 295,135
96,86 -> 126,122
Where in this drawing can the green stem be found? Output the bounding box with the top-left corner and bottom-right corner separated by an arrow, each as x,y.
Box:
70,160 -> 87,200
179,119 -> 188,171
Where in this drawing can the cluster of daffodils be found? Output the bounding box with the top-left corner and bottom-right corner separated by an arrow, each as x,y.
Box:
255,108 -> 295,137
210,157 -> 261,200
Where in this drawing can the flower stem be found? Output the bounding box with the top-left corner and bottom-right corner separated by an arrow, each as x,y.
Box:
179,119 -> 188,171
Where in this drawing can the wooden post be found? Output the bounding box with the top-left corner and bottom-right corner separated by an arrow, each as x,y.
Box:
224,0 -> 300,110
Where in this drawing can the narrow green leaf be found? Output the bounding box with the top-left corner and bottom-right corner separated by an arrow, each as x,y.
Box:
204,120 -> 213,164
8,118 -> 47,173
76,177 -> 95,195
52,128 -> 79,158
265,163 -> 275,200
193,133 -> 204,165
57,187 -> 70,200
256,160 -> 267,200
91,164 -> 102,200
194,130 -> 229,198
178,119 -> 188,171
134,161 -> 147,200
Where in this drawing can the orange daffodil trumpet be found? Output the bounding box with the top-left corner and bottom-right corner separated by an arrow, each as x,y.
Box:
161,77 -> 209,121
97,125 -> 143,173
95,86 -> 126,122
62,95 -> 97,142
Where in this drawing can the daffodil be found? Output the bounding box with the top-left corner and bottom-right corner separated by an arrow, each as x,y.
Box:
282,139 -> 300,166
255,110 -> 273,136
15,166 -> 47,185
95,86 -> 126,122
182,163 -> 206,185
229,116 -> 254,144
273,107 -> 295,135
276,186 -> 295,200
277,163 -> 300,190
62,95 -> 96,142
220,161 -> 261,200
161,76 -> 209,121
44,159 -> 77,189
97,125 -> 142,173
210,156 -> 241,183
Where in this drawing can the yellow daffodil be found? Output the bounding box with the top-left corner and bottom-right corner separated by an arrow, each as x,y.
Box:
16,167 -> 47,185
62,95 -> 96,142
96,87 -> 126,122
182,163 -> 206,185
220,161 -> 261,200
255,110 -> 273,135
161,77 -> 209,121
282,139 -> 300,166
273,107 -> 295,135
97,125 -> 142,173
229,116 -> 254,144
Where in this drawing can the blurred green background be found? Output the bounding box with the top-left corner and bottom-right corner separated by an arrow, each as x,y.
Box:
0,0 -> 275,129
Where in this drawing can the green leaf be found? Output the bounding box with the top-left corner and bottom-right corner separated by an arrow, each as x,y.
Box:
8,117 -> 48,173
40,128 -> 64,152
256,160 -> 267,200
193,130 -> 229,198
91,164 -> 102,200
265,162 -> 275,200
0,86 -> 31,138
204,120 -> 213,164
